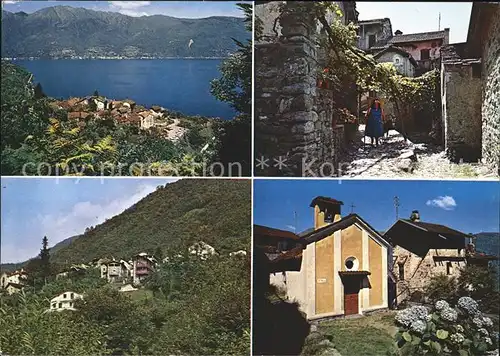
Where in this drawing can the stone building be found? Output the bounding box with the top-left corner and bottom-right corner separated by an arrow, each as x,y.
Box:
254,1 -> 359,176
440,2 -> 499,169
373,45 -> 418,77
257,196 -> 393,321
100,259 -> 132,283
357,18 -> 393,51
384,211 -> 498,305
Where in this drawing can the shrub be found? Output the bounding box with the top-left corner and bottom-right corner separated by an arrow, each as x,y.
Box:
394,297 -> 498,355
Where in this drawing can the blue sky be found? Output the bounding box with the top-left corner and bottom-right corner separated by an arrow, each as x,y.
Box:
356,2 -> 473,43
254,180 -> 500,235
1,177 -> 178,263
1,1 -> 245,18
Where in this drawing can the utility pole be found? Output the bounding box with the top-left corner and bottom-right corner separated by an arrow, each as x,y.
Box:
394,196 -> 400,220
438,12 -> 441,31
293,211 -> 297,233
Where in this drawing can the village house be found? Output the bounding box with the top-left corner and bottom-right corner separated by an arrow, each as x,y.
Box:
56,263 -> 89,279
49,291 -> 83,312
100,259 -> 132,283
132,252 -> 157,285
373,45 -> 418,77
357,18 -> 393,51
440,2 -> 499,170
188,241 -> 218,260
1,269 -> 28,294
255,196 -> 393,321
359,16 -> 449,76
384,210 -> 498,305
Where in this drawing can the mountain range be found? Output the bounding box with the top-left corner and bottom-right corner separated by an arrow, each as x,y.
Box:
1,179 -> 251,271
1,6 -> 248,58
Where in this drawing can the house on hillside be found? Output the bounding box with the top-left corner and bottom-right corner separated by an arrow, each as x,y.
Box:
255,196 -> 394,321
188,242 -> 218,260
132,253 -> 157,285
49,291 -> 83,312
440,2 -> 499,170
100,259 -> 132,283
384,210 -> 498,305
1,269 -> 28,294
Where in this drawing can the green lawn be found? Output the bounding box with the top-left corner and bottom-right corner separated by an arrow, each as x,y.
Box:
317,312 -> 399,356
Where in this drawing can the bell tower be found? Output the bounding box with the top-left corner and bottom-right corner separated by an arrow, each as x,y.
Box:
310,196 -> 344,230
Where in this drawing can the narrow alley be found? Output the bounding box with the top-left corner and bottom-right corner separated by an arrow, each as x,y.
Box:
339,125 -> 497,179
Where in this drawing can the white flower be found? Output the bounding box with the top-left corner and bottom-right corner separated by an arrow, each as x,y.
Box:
473,317 -> 484,328
410,320 -> 427,334
440,307 -> 458,322
426,314 -> 432,322
485,337 -> 492,345
410,305 -> 429,320
456,325 -> 464,333
435,300 -> 449,311
483,317 -> 493,328
457,296 -> 480,315
479,328 -> 489,336
450,333 -> 465,344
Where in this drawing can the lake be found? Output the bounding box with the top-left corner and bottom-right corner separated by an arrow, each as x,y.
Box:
15,59 -> 236,120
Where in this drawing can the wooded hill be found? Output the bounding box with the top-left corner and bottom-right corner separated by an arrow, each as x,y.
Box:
1,179 -> 250,271
50,179 -> 251,265
1,6 -> 247,58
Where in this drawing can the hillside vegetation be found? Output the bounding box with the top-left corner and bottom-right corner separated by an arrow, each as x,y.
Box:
1,6 -> 247,58
0,61 -> 218,175
50,179 -> 250,266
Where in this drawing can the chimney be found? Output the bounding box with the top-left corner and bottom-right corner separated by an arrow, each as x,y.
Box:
409,210 -> 420,222
310,196 -> 344,230
444,28 -> 450,45
395,30 -> 403,35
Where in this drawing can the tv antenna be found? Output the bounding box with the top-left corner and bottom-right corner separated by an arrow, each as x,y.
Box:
438,12 -> 441,31
350,203 -> 356,214
394,196 -> 400,220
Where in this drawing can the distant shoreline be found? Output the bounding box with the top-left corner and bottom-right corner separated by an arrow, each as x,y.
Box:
2,57 -> 228,61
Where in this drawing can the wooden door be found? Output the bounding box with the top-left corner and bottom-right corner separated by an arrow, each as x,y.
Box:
344,280 -> 360,315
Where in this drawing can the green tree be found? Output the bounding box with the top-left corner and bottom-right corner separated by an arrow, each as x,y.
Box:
93,90 -> 99,97
40,235 -> 51,280
210,3 -> 252,176
424,273 -> 458,304
457,264 -> 499,314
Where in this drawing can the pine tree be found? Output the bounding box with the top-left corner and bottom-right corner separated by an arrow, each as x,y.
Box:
39,236 -> 51,280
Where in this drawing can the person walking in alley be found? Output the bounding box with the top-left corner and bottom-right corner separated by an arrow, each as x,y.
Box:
365,98 -> 385,147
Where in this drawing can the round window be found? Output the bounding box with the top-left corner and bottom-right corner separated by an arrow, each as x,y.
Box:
344,256 -> 359,271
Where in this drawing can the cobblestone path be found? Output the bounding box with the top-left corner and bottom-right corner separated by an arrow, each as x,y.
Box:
339,125 -> 498,179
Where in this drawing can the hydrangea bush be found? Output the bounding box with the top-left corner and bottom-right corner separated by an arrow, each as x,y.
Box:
395,297 -> 498,355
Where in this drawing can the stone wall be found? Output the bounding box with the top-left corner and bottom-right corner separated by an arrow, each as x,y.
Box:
255,2 -> 351,176
481,6 -> 500,173
393,246 -> 466,304
442,64 -> 483,163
